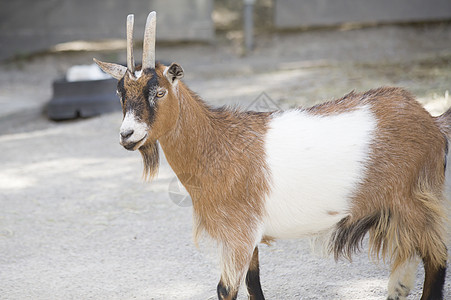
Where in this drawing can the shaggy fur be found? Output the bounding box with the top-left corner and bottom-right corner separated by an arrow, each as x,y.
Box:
94,12 -> 450,299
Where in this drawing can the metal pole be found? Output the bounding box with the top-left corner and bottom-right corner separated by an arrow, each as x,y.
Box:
244,0 -> 255,53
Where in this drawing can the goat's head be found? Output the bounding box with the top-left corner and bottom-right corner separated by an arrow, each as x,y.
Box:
94,12 -> 183,178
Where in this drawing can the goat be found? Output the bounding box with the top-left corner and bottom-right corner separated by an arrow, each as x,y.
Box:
94,11 -> 450,300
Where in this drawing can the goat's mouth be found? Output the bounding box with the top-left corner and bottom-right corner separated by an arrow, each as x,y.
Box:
121,134 -> 148,151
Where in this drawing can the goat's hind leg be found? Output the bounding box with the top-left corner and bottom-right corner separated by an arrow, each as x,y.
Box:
387,257 -> 420,300
420,247 -> 447,300
245,246 -> 265,300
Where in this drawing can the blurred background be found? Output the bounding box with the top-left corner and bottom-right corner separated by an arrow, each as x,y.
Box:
1,1 -> 451,299
1,0 -> 451,129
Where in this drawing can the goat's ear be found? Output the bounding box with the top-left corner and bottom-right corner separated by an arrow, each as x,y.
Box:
164,63 -> 184,85
93,58 -> 127,80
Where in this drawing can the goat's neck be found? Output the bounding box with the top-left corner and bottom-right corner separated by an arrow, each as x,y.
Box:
158,83 -> 222,180
158,82 -> 271,243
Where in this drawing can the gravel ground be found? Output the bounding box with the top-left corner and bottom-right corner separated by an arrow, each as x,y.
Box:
1,23 -> 451,299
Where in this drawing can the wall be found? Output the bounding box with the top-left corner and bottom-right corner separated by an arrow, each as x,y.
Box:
275,0 -> 451,29
0,0 -> 214,60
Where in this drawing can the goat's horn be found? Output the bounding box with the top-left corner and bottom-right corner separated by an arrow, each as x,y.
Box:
93,58 -> 127,80
126,14 -> 135,72
142,11 -> 156,69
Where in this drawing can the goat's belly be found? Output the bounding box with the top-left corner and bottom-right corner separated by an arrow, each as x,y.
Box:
262,107 -> 376,239
263,192 -> 350,239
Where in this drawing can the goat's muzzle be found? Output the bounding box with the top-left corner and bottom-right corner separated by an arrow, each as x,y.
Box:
120,133 -> 148,151
119,111 -> 149,151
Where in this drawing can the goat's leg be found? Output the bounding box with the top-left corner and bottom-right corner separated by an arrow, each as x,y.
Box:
420,249 -> 447,300
217,241 -> 259,300
245,246 -> 265,300
217,280 -> 238,300
387,257 -> 420,300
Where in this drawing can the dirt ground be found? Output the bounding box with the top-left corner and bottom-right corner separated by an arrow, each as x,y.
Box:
1,23 -> 451,299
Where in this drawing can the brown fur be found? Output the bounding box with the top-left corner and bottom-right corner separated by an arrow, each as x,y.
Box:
117,60 -> 449,297
95,12 -> 450,297
136,80 -> 448,294
435,107 -> 451,138
318,88 -> 448,272
140,65 -> 273,288
140,141 -> 159,180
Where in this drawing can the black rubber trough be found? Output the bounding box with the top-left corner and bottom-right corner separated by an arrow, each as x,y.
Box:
47,78 -> 119,121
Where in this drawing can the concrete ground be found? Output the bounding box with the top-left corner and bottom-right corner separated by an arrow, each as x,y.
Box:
1,23 -> 451,299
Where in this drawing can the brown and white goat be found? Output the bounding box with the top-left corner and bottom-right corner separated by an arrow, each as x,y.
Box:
95,12 -> 450,300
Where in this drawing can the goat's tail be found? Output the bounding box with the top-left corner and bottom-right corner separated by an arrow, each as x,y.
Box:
330,203 -> 447,272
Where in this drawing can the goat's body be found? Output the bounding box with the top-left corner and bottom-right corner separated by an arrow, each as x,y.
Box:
263,106 -> 375,239
158,86 -> 449,299
258,88 -> 448,300
103,51 -> 449,298
259,87 -> 448,254
157,86 -> 449,299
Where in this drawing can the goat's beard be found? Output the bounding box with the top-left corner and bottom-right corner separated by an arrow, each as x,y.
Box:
139,141 -> 160,181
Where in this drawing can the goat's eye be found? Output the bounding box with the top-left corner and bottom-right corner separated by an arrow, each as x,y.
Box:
156,90 -> 166,98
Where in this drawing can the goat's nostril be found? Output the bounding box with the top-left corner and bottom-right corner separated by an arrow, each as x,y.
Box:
121,129 -> 134,139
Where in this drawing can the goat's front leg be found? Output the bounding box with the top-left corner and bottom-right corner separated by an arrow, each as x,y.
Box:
216,241 -> 258,300
246,247 -> 265,300
217,280 -> 238,300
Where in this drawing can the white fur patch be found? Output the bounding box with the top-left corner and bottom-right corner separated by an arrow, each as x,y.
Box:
134,70 -> 143,78
120,111 -> 148,146
263,106 -> 376,239
219,222 -> 265,289
387,257 -> 419,299
162,66 -> 169,78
